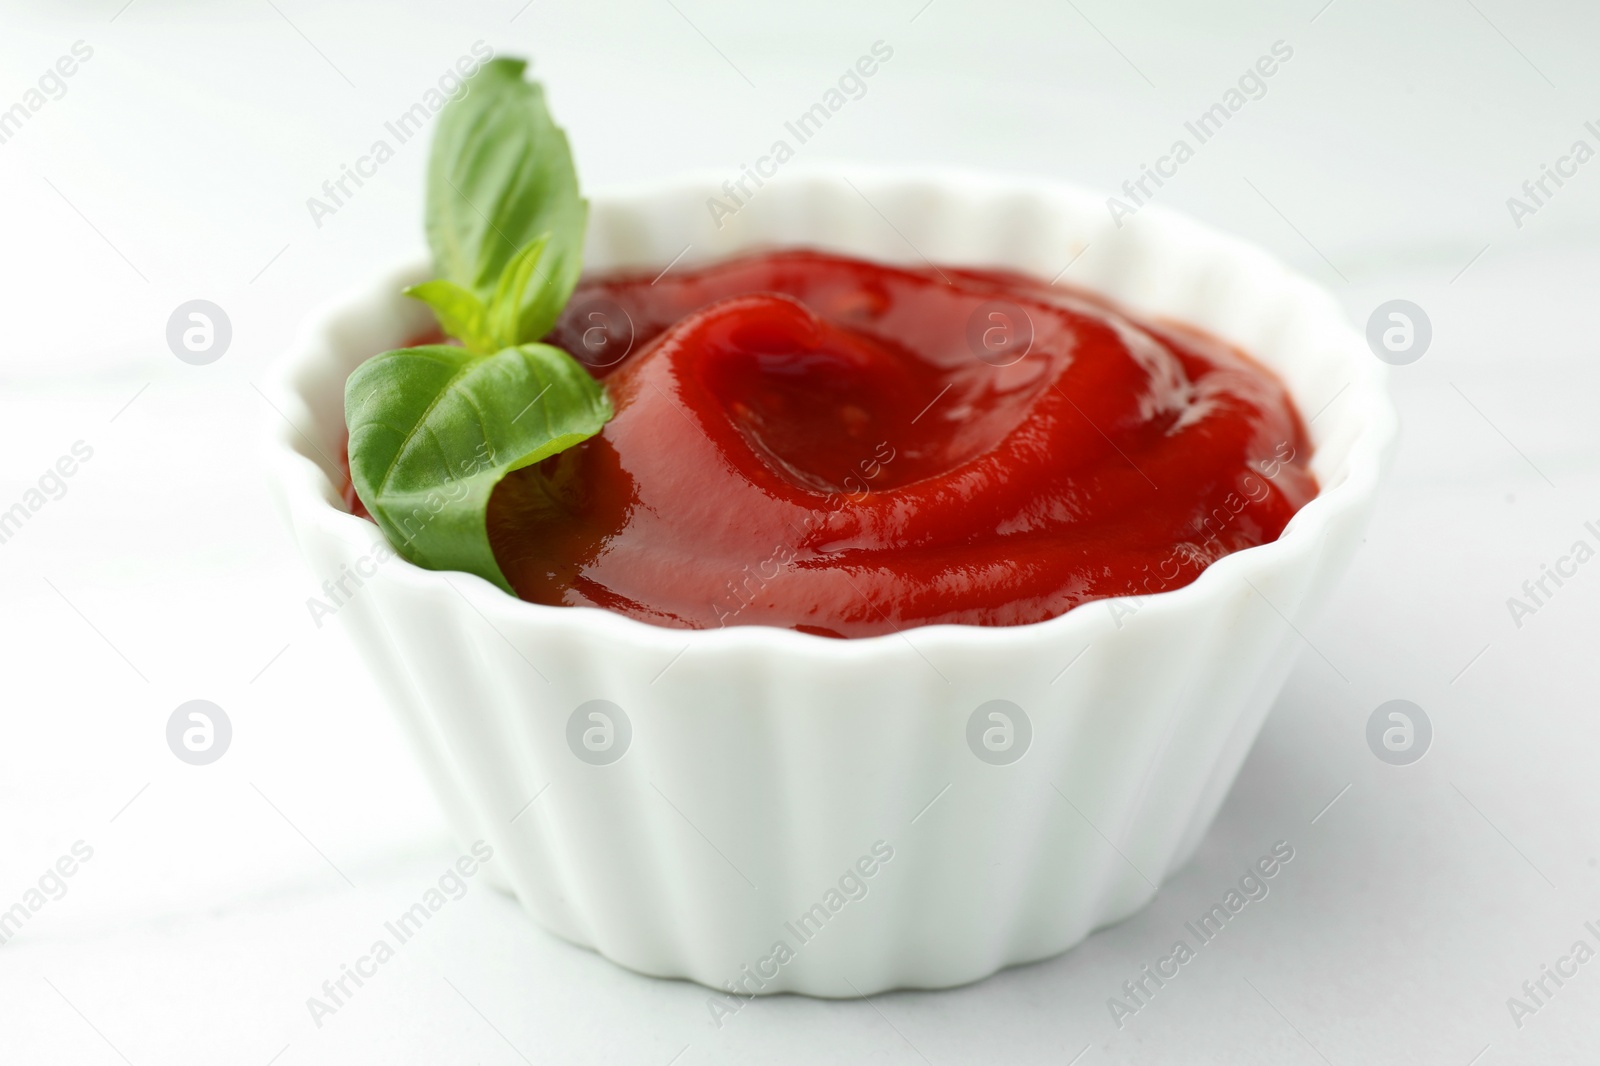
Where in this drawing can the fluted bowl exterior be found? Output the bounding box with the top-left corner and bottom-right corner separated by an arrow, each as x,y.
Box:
263,168 -> 1394,996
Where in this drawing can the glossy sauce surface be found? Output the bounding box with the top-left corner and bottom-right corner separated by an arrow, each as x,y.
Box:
412,250 -> 1316,637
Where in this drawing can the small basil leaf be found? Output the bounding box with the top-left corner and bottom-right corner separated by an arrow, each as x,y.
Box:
428,58 -> 587,343
345,342 -> 612,592
486,234 -> 551,349
402,280 -> 494,354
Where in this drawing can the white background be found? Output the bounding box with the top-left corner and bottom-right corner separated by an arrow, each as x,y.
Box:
2,1 -> 1599,1063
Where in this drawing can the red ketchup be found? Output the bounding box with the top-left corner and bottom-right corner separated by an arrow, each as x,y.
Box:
428,250 -> 1315,637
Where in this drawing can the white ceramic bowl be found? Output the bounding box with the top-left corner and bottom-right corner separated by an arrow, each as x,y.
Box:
264,167 -> 1395,998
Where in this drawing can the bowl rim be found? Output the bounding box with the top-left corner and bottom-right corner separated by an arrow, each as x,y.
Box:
263,164 -> 1397,662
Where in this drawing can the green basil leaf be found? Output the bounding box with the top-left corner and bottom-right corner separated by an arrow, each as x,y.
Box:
345,342 -> 612,592
402,280 -> 494,354
427,58 -> 587,344
485,233 -> 550,349
346,54 -> 609,595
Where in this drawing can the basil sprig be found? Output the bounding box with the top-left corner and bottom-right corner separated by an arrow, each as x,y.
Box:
345,57 -> 610,594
